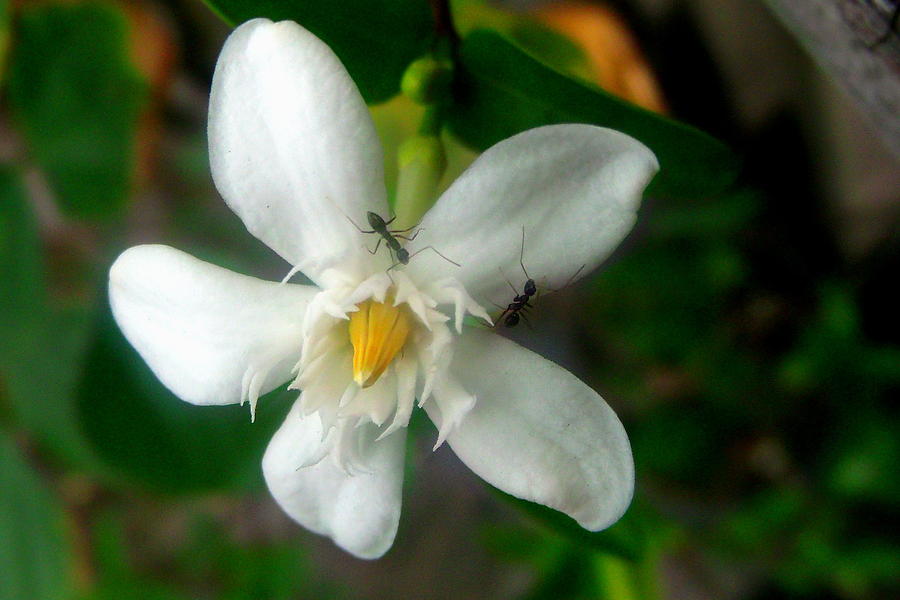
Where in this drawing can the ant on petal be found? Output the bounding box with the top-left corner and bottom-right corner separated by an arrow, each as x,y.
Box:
348,211 -> 460,271
496,227 -> 584,328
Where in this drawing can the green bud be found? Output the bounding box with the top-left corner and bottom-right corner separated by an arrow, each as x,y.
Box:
401,56 -> 453,106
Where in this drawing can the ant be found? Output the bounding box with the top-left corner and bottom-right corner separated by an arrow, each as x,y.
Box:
350,211 -> 459,270
496,227 -> 584,328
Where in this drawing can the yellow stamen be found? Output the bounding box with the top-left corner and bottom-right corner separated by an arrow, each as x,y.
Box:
348,298 -> 411,388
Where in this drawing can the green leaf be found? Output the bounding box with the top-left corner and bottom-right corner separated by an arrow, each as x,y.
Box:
76,308 -> 292,493
202,0 -> 434,104
506,21 -> 593,83
0,432 -> 72,600
78,513 -> 192,600
0,0 -> 10,84
0,166 -> 97,467
447,30 -> 740,199
491,487 -> 644,561
7,2 -> 147,220
0,166 -> 43,312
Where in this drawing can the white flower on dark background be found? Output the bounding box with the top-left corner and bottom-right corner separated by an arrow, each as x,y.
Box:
109,19 -> 658,558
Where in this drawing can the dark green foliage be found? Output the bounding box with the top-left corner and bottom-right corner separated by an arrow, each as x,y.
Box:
80,514 -> 332,600
490,487 -> 644,562
446,30 -> 741,199
0,433 -> 71,600
0,167 -> 97,466
7,2 -> 146,220
202,0 -> 434,103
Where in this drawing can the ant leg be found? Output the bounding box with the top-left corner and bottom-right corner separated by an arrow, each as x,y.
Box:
384,261 -> 399,285
384,215 -> 397,226
561,264 -> 587,288
498,267 -> 519,295
388,223 -> 419,235
547,264 -> 586,293
494,307 -> 511,328
521,312 -> 534,330
406,246 -> 460,267
345,215 -> 375,234
367,237 -> 384,255
487,300 -> 510,328
394,228 -> 423,242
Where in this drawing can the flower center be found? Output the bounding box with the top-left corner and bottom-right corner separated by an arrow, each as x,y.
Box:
348,298 -> 411,388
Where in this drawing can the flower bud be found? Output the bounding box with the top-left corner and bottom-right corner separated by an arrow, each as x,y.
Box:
401,56 -> 453,105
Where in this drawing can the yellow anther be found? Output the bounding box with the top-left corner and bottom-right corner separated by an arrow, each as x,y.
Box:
348,298 -> 411,388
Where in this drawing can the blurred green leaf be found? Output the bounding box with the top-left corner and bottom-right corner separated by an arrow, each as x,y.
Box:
0,167 -> 43,311
0,432 -> 72,600
631,403 -> 730,485
0,0 -> 10,84
832,541 -> 900,598
826,412 -> 900,505
522,549 -> 595,600
80,512 -> 191,600
0,167 -> 97,467
646,191 -> 759,239
506,20 -> 593,82
592,553 -> 644,600
75,308 -> 292,493
447,30 -> 740,199
778,283 -> 875,395
480,523 -> 563,567
180,518 -> 325,600
491,487 -> 644,561
202,0 -> 434,104
451,0 -> 593,82
717,488 -> 806,555
7,1 -> 146,220
3,306 -> 97,466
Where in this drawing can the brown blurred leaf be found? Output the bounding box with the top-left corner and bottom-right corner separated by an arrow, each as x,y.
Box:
533,1 -> 667,114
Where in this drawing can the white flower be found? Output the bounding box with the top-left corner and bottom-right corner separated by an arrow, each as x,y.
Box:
108,19 -> 658,559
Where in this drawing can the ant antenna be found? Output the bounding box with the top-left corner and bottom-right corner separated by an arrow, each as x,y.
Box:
518,226 -> 532,281
401,246 -> 460,268
498,267 -> 518,295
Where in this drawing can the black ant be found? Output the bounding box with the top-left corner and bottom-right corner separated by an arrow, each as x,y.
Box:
497,278 -> 536,328
496,228 -> 584,328
349,211 -> 459,270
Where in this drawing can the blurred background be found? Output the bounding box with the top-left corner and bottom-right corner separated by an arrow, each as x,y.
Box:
1,0 -> 898,599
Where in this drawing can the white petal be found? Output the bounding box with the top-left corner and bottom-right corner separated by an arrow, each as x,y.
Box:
209,19 -> 388,286
406,125 -> 658,307
263,402 -> 406,559
109,245 -> 314,407
426,328 -> 634,531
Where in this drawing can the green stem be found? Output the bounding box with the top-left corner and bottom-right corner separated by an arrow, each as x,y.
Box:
418,105 -> 443,136
593,553 -> 643,600
392,132 -> 447,230
429,0 -> 458,45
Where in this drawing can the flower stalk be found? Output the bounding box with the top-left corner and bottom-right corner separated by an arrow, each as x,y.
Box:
392,131 -> 447,230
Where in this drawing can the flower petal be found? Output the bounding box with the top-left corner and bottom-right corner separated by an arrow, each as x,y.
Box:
109,245 -> 314,407
426,328 -> 634,531
263,402 -> 406,559
209,19 -> 389,285
406,125 -> 657,307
